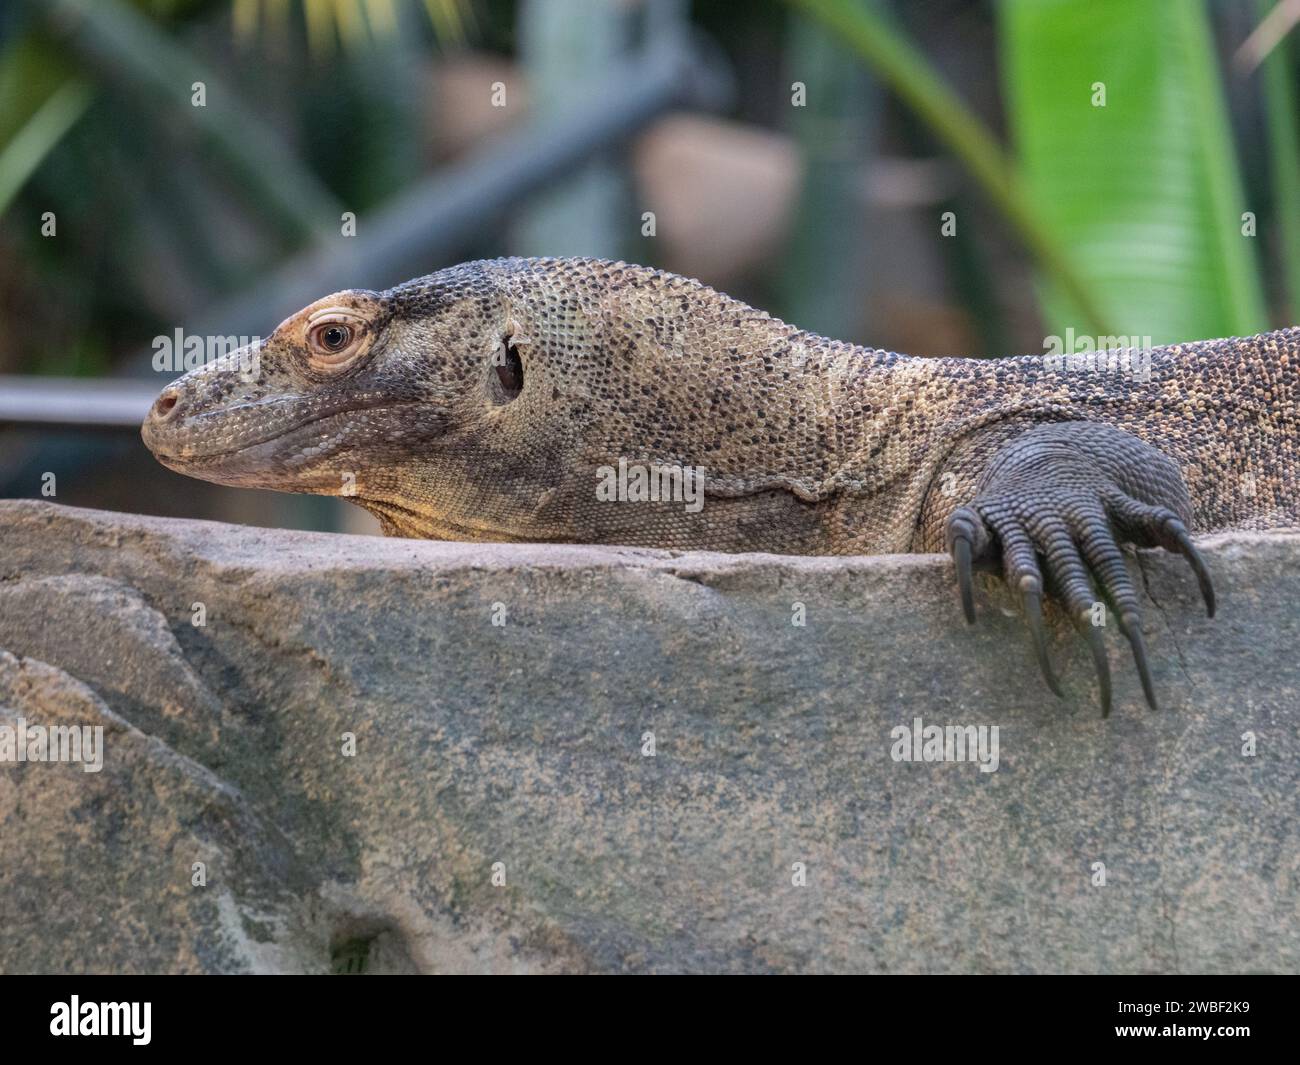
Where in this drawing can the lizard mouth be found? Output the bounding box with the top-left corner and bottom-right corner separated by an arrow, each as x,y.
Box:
145,397 -> 421,459
143,397 -> 429,487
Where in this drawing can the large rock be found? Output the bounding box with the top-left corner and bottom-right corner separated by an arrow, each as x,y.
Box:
0,499 -> 1295,973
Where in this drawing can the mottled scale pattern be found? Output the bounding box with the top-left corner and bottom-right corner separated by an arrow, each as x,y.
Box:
144,256 -> 1300,555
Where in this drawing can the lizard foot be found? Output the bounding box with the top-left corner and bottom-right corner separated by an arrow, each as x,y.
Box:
943,423 -> 1215,716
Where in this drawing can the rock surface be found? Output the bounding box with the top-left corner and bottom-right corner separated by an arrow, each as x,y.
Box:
0,499 -> 1296,974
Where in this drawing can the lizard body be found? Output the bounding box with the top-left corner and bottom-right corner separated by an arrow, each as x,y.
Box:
142,257 -> 1300,712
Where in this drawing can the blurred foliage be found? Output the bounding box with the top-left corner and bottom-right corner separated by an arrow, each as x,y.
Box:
787,0 -> 1115,335
777,9 -> 876,342
232,0 -> 469,51
0,79 -> 92,219
1001,0 -> 1266,344
790,0 -> 1298,347
0,0 -> 466,376
1259,0 -> 1300,320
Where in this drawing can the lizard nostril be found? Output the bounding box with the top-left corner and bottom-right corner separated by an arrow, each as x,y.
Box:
153,390 -> 180,421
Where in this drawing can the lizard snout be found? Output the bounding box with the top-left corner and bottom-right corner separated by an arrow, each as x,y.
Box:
141,383 -> 195,463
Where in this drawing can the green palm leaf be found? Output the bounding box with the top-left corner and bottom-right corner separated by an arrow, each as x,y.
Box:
1000,0 -> 1267,344
786,0 -> 1113,336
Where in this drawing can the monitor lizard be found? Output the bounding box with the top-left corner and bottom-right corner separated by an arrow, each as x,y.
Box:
141,257 -> 1299,715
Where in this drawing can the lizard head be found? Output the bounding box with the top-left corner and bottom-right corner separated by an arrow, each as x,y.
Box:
143,256 -> 814,543
141,259 -> 576,538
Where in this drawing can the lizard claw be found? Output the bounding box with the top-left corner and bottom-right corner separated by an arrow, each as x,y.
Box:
945,505 -> 986,625
944,489 -> 1183,716
1114,610 -> 1157,712
953,535 -> 975,624
1022,582 -> 1063,698
946,504 -> 1068,702
943,452 -> 1213,714
1107,497 -> 1216,618
1080,615 -> 1113,718
1171,523 -> 1216,617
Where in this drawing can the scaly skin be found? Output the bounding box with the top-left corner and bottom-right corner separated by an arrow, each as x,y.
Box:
142,257 -> 1300,712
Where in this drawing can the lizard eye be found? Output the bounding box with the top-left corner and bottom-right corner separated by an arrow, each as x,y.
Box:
305,312 -> 367,368
493,339 -> 524,400
317,324 -> 351,352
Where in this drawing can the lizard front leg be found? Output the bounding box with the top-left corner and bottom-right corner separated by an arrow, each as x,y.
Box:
934,421 -> 1216,716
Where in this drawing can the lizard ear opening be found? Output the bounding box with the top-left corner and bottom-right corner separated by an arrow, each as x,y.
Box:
492,338 -> 524,402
